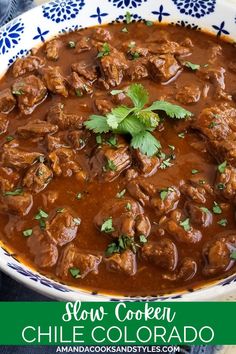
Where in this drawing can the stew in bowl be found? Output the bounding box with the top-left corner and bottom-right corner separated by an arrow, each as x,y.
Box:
1,17 -> 236,297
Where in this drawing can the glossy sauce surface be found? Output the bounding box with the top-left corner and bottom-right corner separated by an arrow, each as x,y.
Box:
0,22 -> 236,296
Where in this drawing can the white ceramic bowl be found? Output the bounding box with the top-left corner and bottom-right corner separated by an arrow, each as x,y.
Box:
0,0 -> 236,301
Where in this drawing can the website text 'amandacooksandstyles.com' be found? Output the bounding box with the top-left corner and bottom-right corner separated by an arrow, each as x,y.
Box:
55,346 -> 181,353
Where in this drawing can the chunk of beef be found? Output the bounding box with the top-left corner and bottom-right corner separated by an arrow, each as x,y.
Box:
193,104 -> 236,164
0,113 -> 9,134
185,202 -> 212,227
2,141 -> 43,169
41,66 -> 68,97
197,66 -> 227,99
90,138 -> 132,182
56,244 -> 102,279
93,28 -> 112,42
71,62 -> 97,81
176,84 -> 201,105
12,56 -> 45,77
0,88 -> 16,113
203,232 -> 236,276
67,72 -> 93,96
49,147 -> 82,177
94,198 -> 150,239
105,250 -> 137,276
136,214 -> 151,236
12,75 -> 47,114
163,258 -> 197,281
23,163 -> 53,193
99,49 -> 128,87
160,209 -> 202,244
47,103 -> 84,130
133,149 -> 160,177
27,231 -> 58,268
127,179 -> 156,206
126,59 -> 149,80
95,99 -> 113,115
45,39 -> 61,61
46,209 -> 79,247
128,46 -> 149,58
180,181 -> 207,204
150,40 -> 191,57
229,61 -> 236,73
148,54 -> 181,82
0,167 -> 20,192
142,238 -> 178,271
151,187 -> 180,216
17,119 -> 58,137
215,166 -> 236,200
1,192 -> 33,216
75,36 -> 91,53
67,130 -> 89,150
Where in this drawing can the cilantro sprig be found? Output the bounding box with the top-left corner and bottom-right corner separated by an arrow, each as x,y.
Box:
84,84 -> 192,157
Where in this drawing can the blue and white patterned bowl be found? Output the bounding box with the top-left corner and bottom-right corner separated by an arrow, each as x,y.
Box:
0,0 -> 236,301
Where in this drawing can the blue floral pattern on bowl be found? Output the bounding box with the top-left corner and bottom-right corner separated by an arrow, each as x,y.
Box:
171,0 -> 216,18
0,0 -> 236,302
43,0 -> 85,23
0,18 -> 24,55
108,0 -> 147,9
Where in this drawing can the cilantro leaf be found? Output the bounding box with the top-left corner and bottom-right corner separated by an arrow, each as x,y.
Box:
212,201 -> 222,215
107,106 -> 133,129
101,218 -> 114,233
218,161 -> 227,174
184,61 -> 200,71
180,218 -> 191,232
117,115 -> 145,136
145,101 -> 192,119
135,111 -> 160,129
84,115 -> 111,134
126,83 -> 149,109
131,131 -> 161,157
97,43 -> 110,58
69,268 -> 81,279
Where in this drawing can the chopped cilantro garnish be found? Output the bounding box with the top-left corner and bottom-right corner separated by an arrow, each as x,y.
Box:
116,189 -> 126,198
96,135 -> 102,144
101,218 -> 114,233
208,121 -> 218,129
76,193 -> 82,200
12,89 -> 24,96
131,51 -> 140,60
110,89 -> 124,96
178,132 -> 185,139
121,27 -> 128,33
69,268 -> 81,279
73,218 -> 81,226
217,219 -> 228,227
97,42 -> 110,58
180,218 -> 191,232
35,209 -> 48,220
200,207 -> 210,214
4,188 -> 23,196
146,21 -> 153,26
104,159 -> 117,172
139,235 -> 148,244
6,136 -> 14,142
168,145 -> 175,151
68,41 -> 76,48
218,161 -> 227,174
125,11 -> 132,24
160,158 -> 173,170
212,201 -> 222,215
191,169 -> 199,175
22,229 -> 33,237
230,250 -> 236,260
184,61 -> 200,71
126,202 -> 132,211
107,136 -> 117,147
56,208 -> 65,213
105,235 -> 136,256
75,89 -> 83,97
84,84 -> 191,157
217,183 -> 225,190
